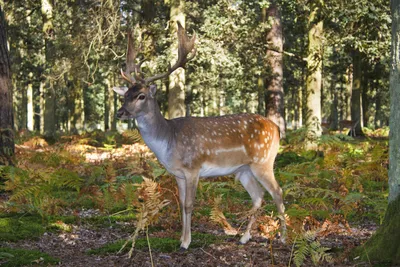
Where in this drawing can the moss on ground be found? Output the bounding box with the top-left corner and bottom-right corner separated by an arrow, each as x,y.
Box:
0,216 -> 45,242
0,247 -> 59,266
0,213 -> 139,243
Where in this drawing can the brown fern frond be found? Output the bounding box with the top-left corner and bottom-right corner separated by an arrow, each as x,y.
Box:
123,177 -> 170,258
210,195 -> 237,235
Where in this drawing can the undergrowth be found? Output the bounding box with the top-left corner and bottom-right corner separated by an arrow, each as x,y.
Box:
0,129 -> 390,266
0,247 -> 59,266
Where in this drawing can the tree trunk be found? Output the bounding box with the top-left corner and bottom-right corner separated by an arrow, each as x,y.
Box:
0,6 -> 14,165
351,50 -> 364,136
41,0 -> 56,139
375,84 -> 382,128
264,3 -> 285,138
20,80 -> 28,130
70,78 -> 84,134
388,0 -> 400,205
257,77 -> 264,114
345,64 -> 353,120
358,0 -> 400,263
305,3 -> 323,149
184,84 -> 191,117
330,76 -> 339,130
361,68 -> 369,128
168,0 -> 185,119
27,73 -> 34,131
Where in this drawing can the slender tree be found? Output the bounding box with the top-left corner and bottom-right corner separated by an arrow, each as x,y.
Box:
0,6 -> 14,165
41,0 -> 56,138
359,0 -> 400,263
168,0 -> 186,119
350,50 -> 364,135
265,2 -> 286,138
305,0 -> 323,149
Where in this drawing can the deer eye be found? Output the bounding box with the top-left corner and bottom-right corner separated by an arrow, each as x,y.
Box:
138,94 -> 146,100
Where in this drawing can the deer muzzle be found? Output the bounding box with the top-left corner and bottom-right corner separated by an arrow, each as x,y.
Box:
116,107 -> 131,119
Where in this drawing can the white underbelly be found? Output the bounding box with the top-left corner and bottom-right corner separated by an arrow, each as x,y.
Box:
199,162 -> 243,177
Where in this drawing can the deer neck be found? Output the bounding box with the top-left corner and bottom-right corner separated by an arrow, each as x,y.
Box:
135,101 -> 175,166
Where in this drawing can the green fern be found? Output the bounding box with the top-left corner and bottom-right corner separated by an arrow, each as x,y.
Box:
52,168 -> 83,191
292,231 -> 332,267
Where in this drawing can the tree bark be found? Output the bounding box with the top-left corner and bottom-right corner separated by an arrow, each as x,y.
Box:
41,0 -> 56,139
305,3 -> 323,149
358,0 -> 400,263
0,6 -> 14,165
264,3 -> 285,138
70,78 -> 84,134
388,0 -> 400,204
27,73 -> 34,131
345,64 -> 353,121
168,0 -> 185,119
351,50 -> 364,135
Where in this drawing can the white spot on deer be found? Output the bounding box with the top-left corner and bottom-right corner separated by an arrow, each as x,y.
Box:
207,149 -> 210,155
251,134 -> 254,138
260,143 -> 265,148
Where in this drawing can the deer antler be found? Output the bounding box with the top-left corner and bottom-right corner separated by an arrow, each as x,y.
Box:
121,26 -> 145,85
121,22 -> 196,85
144,21 -> 196,84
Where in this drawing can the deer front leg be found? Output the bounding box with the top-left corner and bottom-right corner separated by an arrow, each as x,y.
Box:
177,173 -> 199,250
175,177 -> 187,244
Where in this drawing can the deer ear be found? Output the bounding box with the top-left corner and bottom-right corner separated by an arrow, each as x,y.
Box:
113,86 -> 129,96
149,84 -> 157,98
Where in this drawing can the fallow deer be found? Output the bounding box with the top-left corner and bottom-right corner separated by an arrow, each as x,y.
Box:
113,22 -> 286,250
340,119 -> 360,137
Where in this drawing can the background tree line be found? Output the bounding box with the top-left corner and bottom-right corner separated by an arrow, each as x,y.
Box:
2,0 -> 390,141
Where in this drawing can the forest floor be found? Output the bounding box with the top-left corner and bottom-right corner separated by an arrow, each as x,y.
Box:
0,129 -> 391,266
3,216 -> 377,267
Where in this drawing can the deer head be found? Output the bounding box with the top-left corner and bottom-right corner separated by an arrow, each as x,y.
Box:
113,22 -> 196,120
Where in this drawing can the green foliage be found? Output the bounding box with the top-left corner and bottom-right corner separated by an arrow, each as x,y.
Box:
278,138 -> 388,224
1,165 -> 83,216
79,130 -> 126,148
292,231 -> 333,267
0,247 -> 59,267
0,216 -> 45,242
363,127 -> 390,138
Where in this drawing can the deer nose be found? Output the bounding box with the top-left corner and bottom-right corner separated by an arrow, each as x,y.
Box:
116,108 -> 125,119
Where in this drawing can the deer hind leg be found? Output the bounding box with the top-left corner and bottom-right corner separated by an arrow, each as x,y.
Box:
250,163 -> 286,243
236,169 -> 265,244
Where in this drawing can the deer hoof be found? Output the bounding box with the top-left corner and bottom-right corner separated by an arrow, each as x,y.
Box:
239,232 -> 251,244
